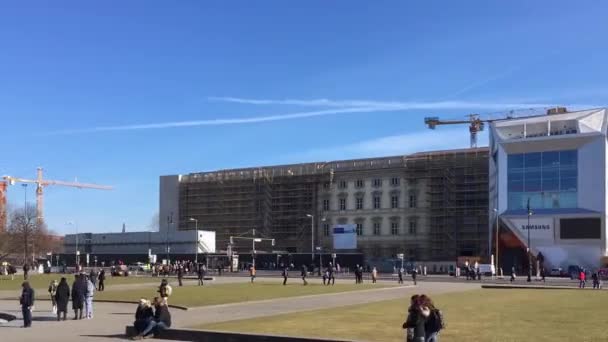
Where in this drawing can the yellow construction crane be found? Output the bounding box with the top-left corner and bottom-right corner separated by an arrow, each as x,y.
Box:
2,167 -> 113,226
424,114 -> 491,148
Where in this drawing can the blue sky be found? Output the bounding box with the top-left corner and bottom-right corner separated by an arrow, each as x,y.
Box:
1,1 -> 607,235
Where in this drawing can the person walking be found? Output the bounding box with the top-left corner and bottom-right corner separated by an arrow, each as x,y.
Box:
55,277 -> 70,321
592,271 -> 600,289
85,275 -> 95,319
371,266 -> 378,284
354,264 -> 360,284
328,264 -> 336,286
322,267 -> 328,285
97,269 -> 106,291
249,264 -> 256,284
282,266 -> 289,285
177,265 -> 184,287
20,281 -> 35,328
398,268 -> 404,284
197,264 -> 205,286
158,279 -> 172,305
540,267 -> 546,283
301,264 -> 308,285
48,280 -> 58,315
23,264 -> 29,280
510,266 -> 516,282
133,299 -> 154,336
412,268 -> 418,285
71,274 -> 85,320
579,270 -> 586,288
133,297 -> 172,340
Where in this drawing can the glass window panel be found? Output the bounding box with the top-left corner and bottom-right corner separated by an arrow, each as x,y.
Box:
529,193 -> 543,209
561,177 -> 577,191
542,178 -> 559,191
508,193 -> 525,209
542,169 -> 559,179
560,150 -> 577,166
560,192 -> 577,208
560,168 -> 577,178
508,180 -> 524,192
524,153 -> 542,168
542,151 -> 560,167
508,154 -> 524,169
524,177 -> 541,192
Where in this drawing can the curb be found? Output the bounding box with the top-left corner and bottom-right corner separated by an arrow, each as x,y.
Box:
482,284 -> 596,291
0,297 -> 188,311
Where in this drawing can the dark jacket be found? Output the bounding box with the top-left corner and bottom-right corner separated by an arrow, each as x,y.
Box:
301,265 -> 308,276
55,282 -> 70,312
403,309 -> 426,340
71,280 -> 85,309
135,306 -> 154,321
20,287 -> 35,307
98,270 -> 106,281
154,304 -> 172,327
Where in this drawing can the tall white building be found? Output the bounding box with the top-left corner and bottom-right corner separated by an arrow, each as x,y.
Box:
489,108 -> 608,270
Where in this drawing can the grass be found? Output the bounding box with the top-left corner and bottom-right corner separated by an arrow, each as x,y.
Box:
95,282 -> 388,307
195,289 -> 608,342
0,273 -> 159,292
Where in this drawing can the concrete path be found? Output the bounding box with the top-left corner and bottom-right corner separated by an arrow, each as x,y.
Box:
0,278 -> 479,341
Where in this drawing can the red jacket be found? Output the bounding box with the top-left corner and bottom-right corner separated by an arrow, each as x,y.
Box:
580,271 -> 586,280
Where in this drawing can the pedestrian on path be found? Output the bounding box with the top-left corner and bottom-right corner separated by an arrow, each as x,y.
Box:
55,277 -> 70,321
20,281 -> 34,328
412,268 -> 418,285
158,279 -> 172,305
48,280 -> 58,315
592,271 -> 601,289
177,265 -> 184,287
72,274 -> 85,320
85,274 -> 95,319
282,267 -> 289,285
301,264 -> 308,285
510,266 -> 516,282
198,264 -> 205,286
398,268 -> 404,284
97,269 -> 106,291
23,264 -> 29,280
372,266 -> 378,284
250,264 -> 256,284
327,264 -> 335,286
579,270 -> 586,288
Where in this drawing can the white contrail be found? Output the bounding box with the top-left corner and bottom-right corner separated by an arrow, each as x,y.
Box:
51,99 -> 558,135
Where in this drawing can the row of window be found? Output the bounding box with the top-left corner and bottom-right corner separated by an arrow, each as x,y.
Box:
322,220 -> 418,237
323,195 -> 417,211
324,177 -> 403,190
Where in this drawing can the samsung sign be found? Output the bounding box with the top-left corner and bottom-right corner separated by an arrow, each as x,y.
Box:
510,218 -> 554,241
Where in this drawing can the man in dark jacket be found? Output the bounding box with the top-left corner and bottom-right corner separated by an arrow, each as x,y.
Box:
135,297 -> 171,339
134,299 -> 154,336
20,281 -> 35,328
301,265 -> 308,285
72,274 -> 85,320
197,265 -> 204,286
97,269 -> 106,291
282,267 -> 289,285
23,264 -> 29,280
55,277 -> 70,321
177,266 -> 183,287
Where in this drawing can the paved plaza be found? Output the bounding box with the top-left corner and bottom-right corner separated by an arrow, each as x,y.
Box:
0,276 -> 479,341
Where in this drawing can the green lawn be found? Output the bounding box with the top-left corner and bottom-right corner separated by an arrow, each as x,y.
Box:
0,273 -> 158,292
95,282 -> 388,308
195,289 -> 608,342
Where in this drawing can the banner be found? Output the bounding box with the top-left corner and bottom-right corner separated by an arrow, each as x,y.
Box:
333,224 -> 357,250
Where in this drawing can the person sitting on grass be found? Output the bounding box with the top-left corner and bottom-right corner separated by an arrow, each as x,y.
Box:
133,298 -> 154,336
133,297 -> 171,340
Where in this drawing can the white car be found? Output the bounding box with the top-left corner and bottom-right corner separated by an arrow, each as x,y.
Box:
549,268 -> 563,276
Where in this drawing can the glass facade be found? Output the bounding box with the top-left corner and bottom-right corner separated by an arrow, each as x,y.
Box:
507,150 -> 577,209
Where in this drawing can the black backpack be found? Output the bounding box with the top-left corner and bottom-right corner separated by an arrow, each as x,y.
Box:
430,309 -> 446,333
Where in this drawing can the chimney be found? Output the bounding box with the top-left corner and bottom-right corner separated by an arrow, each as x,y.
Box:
547,107 -> 567,115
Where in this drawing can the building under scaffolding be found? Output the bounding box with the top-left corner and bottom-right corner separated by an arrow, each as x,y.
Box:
160,147 -> 489,261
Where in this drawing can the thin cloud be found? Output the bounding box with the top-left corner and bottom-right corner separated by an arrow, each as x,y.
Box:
52,99 -> 560,135
209,97 -> 553,110
289,129 -> 489,162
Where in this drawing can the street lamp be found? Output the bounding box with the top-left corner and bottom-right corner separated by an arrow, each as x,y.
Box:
189,218 -> 199,264
22,184 -> 29,263
306,214 -> 314,264
527,198 -> 533,283
67,221 -> 78,267
493,208 -> 499,277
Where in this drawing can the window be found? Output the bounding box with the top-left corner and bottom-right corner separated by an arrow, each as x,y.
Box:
391,195 -> 399,209
322,199 -> 330,211
338,180 -> 347,189
373,222 -> 381,235
409,220 -> 417,235
373,196 -> 381,209
356,223 -> 363,236
391,222 -> 400,235
339,198 -> 346,211
391,177 -> 400,186
373,178 -> 382,187
356,197 -> 363,210
355,179 -> 364,188
409,194 -> 417,208
508,150 -> 578,209
323,223 -> 330,237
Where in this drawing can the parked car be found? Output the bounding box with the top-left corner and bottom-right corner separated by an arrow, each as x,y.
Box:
549,268 -> 563,277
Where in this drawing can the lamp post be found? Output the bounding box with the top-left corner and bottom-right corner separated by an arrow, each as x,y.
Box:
166,212 -> 173,265
22,184 -> 28,263
494,208 -> 499,277
67,221 -> 78,267
306,214 -> 314,264
189,218 -> 199,264
527,198 -> 533,283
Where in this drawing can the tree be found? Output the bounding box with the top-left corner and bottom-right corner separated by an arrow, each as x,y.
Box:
6,204 -> 56,264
